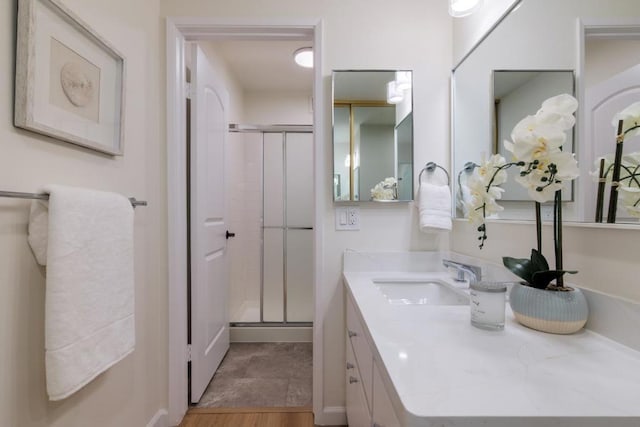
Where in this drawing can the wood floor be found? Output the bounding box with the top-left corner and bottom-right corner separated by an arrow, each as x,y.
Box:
180,406 -> 315,427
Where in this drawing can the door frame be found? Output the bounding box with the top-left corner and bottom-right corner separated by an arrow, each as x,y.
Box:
165,18 -> 326,426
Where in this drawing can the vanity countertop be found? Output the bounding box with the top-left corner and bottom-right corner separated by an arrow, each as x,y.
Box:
344,269 -> 640,427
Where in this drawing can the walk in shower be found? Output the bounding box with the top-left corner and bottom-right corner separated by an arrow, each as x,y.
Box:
227,124 -> 313,339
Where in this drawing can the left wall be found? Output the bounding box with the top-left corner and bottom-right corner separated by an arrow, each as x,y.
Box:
0,1 -> 167,426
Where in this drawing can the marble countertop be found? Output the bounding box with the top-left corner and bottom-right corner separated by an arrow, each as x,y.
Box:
344,268 -> 640,427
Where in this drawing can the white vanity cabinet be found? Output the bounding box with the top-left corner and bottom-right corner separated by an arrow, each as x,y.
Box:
372,362 -> 401,427
346,292 -> 401,427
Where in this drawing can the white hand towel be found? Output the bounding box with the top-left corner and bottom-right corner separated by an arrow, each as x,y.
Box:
417,182 -> 452,232
27,185 -> 135,401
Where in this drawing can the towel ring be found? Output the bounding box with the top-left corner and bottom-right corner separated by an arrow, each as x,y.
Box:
457,161 -> 479,195
419,162 -> 450,186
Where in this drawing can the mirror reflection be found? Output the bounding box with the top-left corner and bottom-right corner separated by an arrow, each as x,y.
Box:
452,0 -> 640,224
493,70 -> 575,202
332,70 -> 413,202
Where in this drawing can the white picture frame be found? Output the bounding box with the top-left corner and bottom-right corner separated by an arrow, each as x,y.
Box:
15,0 -> 126,156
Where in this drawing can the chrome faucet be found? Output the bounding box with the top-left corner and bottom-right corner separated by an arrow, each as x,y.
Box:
442,259 -> 481,285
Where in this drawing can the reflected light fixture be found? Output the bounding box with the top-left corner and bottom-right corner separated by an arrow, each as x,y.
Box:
448,0 -> 483,17
395,71 -> 412,91
293,47 -> 313,68
387,81 -> 403,104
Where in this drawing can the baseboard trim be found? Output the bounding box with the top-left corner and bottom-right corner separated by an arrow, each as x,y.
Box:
146,408 -> 168,427
230,326 -> 312,342
314,405 -> 347,426
188,406 -> 312,414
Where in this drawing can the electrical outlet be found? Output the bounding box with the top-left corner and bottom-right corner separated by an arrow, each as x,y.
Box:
335,207 -> 360,230
541,205 -> 554,221
348,207 -> 360,227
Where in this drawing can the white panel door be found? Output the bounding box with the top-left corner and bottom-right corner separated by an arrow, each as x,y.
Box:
190,44 -> 230,403
583,63 -> 640,221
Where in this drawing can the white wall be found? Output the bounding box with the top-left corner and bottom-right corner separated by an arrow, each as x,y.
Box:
452,0 -> 640,305
244,91 -> 313,125
452,0 -> 519,65
0,0 -> 167,426
161,0 -> 452,422
585,38 -> 640,89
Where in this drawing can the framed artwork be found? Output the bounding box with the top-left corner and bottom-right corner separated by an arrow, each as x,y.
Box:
15,0 -> 126,156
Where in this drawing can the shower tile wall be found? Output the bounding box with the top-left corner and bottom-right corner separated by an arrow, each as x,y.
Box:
228,132 -> 263,322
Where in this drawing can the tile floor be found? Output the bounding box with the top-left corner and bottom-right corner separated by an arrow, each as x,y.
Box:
195,342 -> 313,408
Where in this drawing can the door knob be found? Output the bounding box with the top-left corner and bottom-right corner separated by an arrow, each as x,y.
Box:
226,230 -> 236,239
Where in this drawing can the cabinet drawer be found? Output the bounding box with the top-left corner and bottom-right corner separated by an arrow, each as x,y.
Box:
346,337 -> 371,427
346,293 -> 373,410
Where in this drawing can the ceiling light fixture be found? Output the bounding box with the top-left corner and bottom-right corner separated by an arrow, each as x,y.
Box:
448,0 -> 483,18
293,47 -> 313,68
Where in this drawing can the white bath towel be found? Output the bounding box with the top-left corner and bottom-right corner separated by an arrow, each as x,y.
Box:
27,185 -> 135,401
417,182 -> 452,232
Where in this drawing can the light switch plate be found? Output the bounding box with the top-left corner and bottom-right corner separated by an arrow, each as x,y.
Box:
335,206 -> 360,230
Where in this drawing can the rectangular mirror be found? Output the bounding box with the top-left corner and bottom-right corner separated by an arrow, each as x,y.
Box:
332,70 -> 414,202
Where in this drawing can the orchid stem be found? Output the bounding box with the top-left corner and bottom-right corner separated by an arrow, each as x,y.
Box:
554,189 -> 564,288
535,202 -> 542,253
607,120 -> 625,223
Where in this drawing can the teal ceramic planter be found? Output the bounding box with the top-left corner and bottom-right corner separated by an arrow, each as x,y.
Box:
509,283 -> 589,334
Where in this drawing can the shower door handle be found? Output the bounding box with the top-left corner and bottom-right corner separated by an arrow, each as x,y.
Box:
226,230 -> 236,239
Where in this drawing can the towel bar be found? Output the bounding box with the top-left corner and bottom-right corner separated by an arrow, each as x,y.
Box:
0,190 -> 148,208
419,162 -> 450,186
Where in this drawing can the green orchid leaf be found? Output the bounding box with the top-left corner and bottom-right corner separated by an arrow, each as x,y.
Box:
530,249 -> 550,272
502,256 -> 534,283
531,269 -> 578,289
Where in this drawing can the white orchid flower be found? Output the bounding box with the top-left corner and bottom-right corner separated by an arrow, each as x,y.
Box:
507,119 -> 567,162
515,173 -> 562,203
612,101 -> 640,139
383,177 -> 397,186
619,186 -> 640,218
622,151 -> 640,166
513,151 -> 578,203
536,94 -> 579,130
475,154 -> 508,186
463,156 -> 507,225
550,151 -> 580,181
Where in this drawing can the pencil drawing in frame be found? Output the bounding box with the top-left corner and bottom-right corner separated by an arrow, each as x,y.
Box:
15,0 -> 126,156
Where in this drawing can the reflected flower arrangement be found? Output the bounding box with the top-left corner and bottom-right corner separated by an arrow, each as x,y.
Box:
592,102 -> 640,220
370,177 -> 397,201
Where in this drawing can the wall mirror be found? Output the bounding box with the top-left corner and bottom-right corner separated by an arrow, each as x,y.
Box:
452,0 -> 640,224
332,70 -> 413,202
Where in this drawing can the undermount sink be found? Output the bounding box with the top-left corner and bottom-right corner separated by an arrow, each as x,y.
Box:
373,279 -> 469,306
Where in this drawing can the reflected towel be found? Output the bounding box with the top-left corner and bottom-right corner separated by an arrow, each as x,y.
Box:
418,182 -> 452,232
457,183 -> 472,217
27,185 -> 135,400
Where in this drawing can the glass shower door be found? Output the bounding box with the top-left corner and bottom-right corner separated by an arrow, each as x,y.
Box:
262,131 -> 313,323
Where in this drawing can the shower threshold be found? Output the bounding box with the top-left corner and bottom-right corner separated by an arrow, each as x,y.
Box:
229,322 -> 312,342
230,321 -> 312,327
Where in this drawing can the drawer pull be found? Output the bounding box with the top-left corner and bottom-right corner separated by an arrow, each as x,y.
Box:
373,423 -> 383,427
346,362 -> 355,370
348,330 -> 358,338
349,376 -> 359,384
